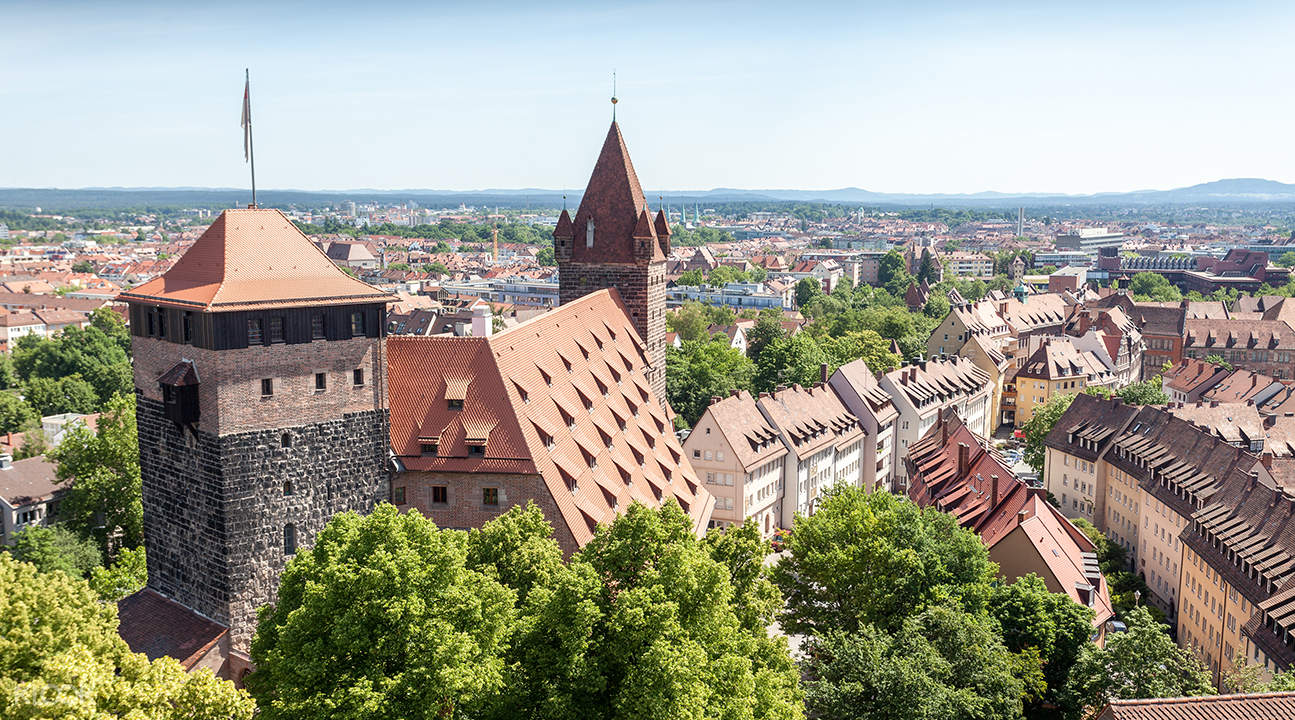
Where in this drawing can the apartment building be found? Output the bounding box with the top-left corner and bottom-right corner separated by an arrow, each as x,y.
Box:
684,390 -> 788,536
1010,336 -> 1115,428
756,383 -> 864,520
880,355 -> 993,489
828,358 -> 899,492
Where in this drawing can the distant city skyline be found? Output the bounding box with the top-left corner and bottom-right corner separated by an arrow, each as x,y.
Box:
4,1 -> 1295,195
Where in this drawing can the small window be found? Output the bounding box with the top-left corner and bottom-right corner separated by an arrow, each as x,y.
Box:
353,368 -> 365,386
351,311 -> 365,337
248,318 -> 264,344
432,485 -> 448,504
482,487 -> 499,506
468,444 -> 484,456
182,312 -> 193,343
281,433 -> 291,449
448,399 -> 464,411
283,480 -> 294,495
269,316 -> 285,343
146,311 -> 155,336
311,313 -> 326,340
162,384 -> 176,405
283,524 -> 296,555
156,310 -> 168,339
315,372 -> 327,391
420,443 -> 438,456
261,378 -> 274,397
393,486 -> 406,505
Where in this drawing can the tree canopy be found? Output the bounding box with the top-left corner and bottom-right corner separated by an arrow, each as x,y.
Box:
1023,393 -> 1077,472
250,502 -> 802,720
666,338 -> 755,426
50,393 -> 142,556
0,554 -> 253,719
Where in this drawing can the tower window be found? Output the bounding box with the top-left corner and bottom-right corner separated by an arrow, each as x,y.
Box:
283,480 -> 294,495
393,486 -> 406,505
146,311 -> 155,336
315,372 -> 327,391
261,378 -> 274,397
586,220 -> 595,248
248,318 -> 264,344
182,312 -> 193,343
283,524 -> 296,555
353,368 -> 365,386
420,442 -> 438,456
482,487 -> 499,506
351,311 -> 365,337
448,399 -> 463,411
432,485 -> 448,504
156,310 -> 168,339
269,316 -> 285,343
311,313 -> 326,339
281,433 -> 291,449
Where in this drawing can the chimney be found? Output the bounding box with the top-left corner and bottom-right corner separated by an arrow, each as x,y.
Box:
470,304 -> 493,338
711,396 -> 722,405
821,362 -> 830,384
1211,400 -> 1219,408
1262,453 -> 1274,470
990,474 -> 1000,505
957,442 -> 970,477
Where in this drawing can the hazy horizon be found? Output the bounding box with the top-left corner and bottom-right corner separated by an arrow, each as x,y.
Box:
5,1 -> 1295,194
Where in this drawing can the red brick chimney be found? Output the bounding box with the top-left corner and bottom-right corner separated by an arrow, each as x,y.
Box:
990,473 -> 1000,505
821,363 -> 830,384
957,442 -> 970,477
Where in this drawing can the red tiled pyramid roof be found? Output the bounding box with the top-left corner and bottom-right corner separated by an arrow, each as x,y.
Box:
119,208 -> 393,310
567,122 -> 663,264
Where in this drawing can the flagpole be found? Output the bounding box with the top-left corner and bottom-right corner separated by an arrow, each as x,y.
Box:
246,69 -> 257,208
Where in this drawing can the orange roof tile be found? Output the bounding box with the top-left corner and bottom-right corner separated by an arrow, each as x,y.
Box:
119,208 -> 392,310
388,288 -> 712,545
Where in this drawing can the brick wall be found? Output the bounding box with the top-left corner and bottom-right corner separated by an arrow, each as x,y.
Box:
393,469 -> 578,554
558,259 -> 666,403
133,335 -> 386,436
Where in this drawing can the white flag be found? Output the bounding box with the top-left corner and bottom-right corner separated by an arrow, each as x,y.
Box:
241,75 -> 251,162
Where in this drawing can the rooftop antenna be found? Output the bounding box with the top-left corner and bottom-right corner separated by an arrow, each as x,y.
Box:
241,69 -> 257,208
611,70 -> 618,121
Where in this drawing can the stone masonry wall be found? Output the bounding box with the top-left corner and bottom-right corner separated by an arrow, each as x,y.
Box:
394,470 -> 579,555
138,396 -> 389,651
558,259 -> 666,403
133,335 -> 386,436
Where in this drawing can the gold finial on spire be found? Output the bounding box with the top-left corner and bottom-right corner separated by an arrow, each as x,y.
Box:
611,70 -> 618,120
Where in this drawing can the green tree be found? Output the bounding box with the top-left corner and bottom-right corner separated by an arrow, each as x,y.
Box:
1114,378 -> 1168,406
989,574 -> 1095,717
1023,393 -> 1077,472
795,277 -> 822,308
803,603 -> 1027,720
0,391 -> 35,434
535,247 -> 555,266
1205,354 -> 1233,371
666,338 -> 756,425
12,307 -> 132,407
771,487 -> 997,637
71,259 -> 96,273
878,250 -> 906,286
249,504 -> 517,720
50,394 -> 142,556
1277,251 -> 1295,268
665,302 -> 712,343
922,294 -> 951,320
88,546 -> 147,603
745,309 -> 787,364
6,524 -> 101,579
817,330 -> 901,376
753,333 -> 828,393
22,375 -> 98,416
424,261 -> 450,275
676,268 -> 705,287
1066,606 -> 1212,714
0,554 -> 253,719
1128,272 -> 1181,302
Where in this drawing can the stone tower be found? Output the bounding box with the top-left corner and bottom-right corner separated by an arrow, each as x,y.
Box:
119,208 -> 393,656
554,121 -> 669,402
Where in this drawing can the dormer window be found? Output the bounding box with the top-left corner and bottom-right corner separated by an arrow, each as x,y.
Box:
586,219 -> 595,248
448,399 -> 464,411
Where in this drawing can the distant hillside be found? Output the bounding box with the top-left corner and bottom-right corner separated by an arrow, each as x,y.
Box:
2,178 -> 1295,211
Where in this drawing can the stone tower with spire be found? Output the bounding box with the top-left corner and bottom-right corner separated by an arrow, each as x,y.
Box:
554,122 -> 669,402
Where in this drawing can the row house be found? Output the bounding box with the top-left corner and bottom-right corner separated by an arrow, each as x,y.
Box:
1182,319 -> 1295,380
906,409 -> 1114,641
1009,336 -> 1116,428
684,390 -> 788,536
1044,395 -> 1295,687
1164,358 -> 1232,404
828,358 -> 899,492
755,383 -> 864,521
1064,306 -> 1146,387
1088,293 -> 1185,377
880,355 -> 993,489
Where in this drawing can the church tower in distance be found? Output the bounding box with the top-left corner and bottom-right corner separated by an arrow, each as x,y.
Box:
554,121 -> 670,402
119,208 -> 393,657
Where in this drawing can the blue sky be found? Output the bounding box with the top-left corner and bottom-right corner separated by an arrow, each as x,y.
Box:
3,1 -> 1293,194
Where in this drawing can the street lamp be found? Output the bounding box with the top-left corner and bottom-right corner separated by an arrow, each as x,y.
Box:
1134,590 -> 1142,607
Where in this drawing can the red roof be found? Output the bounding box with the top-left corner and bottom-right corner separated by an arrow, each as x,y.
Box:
387,288 -> 712,546
117,589 -> 227,669
118,208 -> 392,310
566,122 -> 663,264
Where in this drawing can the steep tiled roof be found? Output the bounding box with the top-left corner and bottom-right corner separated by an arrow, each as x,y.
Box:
756,383 -> 862,461
117,589 -> 227,670
1184,318 -> 1295,353
387,289 -> 711,546
831,358 -> 898,424
1018,336 -> 1112,382
567,122 -> 662,264
1097,691 -> 1295,719
700,391 -> 788,471
118,208 -> 393,310
1043,393 -> 1139,463
1201,369 -> 1280,404
884,355 -> 991,412
1163,358 -> 1230,398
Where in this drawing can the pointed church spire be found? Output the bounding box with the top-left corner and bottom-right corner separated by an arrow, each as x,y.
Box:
568,122 -> 650,264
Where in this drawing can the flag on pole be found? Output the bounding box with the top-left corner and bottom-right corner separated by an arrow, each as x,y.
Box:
241,73 -> 252,162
